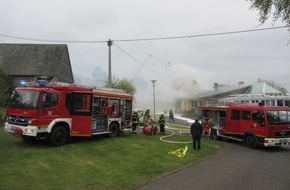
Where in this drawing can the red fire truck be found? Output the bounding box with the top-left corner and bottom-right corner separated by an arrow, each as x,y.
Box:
201,103 -> 290,148
4,80 -> 133,146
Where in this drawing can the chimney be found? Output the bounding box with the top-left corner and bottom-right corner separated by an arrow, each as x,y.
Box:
214,83 -> 218,91
238,81 -> 244,86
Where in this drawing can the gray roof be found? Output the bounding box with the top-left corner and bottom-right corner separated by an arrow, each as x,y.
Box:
221,82 -> 290,102
193,82 -> 288,101
0,43 -> 74,83
194,85 -> 251,100
245,82 -> 282,95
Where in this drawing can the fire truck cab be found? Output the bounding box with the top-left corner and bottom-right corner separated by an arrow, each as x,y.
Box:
201,103 -> 290,148
4,80 -> 133,146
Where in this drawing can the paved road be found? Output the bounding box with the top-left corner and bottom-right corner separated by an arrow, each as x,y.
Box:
134,141 -> 290,190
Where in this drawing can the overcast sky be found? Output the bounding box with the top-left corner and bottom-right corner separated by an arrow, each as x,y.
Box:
1,0 -> 289,110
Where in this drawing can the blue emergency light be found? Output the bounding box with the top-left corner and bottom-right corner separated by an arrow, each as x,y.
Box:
277,101 -> 283,106
19,80 -> 28,86
37,80 -> 49,87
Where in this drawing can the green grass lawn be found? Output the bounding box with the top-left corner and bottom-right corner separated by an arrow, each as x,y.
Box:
0,111 -> 223,190
0,107 -> 5,123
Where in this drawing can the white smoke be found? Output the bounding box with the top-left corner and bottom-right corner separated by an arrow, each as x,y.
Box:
132,63 -> 204,113
76,60 -> 206,114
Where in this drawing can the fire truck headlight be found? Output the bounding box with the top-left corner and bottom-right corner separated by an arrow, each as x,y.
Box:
27,119 -> 32,124
25,129 -> 34,134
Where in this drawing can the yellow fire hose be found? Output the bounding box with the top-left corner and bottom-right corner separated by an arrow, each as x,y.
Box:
160,126 -> 192,158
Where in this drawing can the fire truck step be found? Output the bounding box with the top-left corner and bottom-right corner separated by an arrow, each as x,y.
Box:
91,131 -> 111,135
218,134 -> 243,142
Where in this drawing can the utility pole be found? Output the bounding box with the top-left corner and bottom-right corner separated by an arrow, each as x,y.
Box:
151,80 -> 157,120
107,39 -> 113,87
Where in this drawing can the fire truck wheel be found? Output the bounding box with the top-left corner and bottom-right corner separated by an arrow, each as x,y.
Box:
49,125 -> 68,146
109,123 -> 119,138
245,135 -> 257,149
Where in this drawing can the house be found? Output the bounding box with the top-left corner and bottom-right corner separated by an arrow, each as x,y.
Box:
0,43 -> 74,87
176,82 -> 250,112
177,82 -> 290,115
221,82 -> 290,106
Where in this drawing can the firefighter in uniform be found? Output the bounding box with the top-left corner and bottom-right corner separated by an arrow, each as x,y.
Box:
131,110 -> 139,134
169,109 -> 174,122
158,114 -> 166,134
144,108 -> 151,125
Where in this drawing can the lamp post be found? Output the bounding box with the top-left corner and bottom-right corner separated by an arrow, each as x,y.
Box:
151,80 -> 157,121
107,39 -> 113,87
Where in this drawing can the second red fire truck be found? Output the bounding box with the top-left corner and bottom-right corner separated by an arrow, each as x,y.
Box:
201,103 -> 290,148
4,80 -> 133,146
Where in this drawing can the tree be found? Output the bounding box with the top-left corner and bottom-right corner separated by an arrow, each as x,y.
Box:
0,69 -> 12,107
105,78 -> 136,95
248,0 -> 290,28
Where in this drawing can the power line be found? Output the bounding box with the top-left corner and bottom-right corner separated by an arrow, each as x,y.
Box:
0,33 -> 106,43
113,42 -> 161,75
132,55 -> 152,79
114,26 -> 289,42
0,25 -> 288,43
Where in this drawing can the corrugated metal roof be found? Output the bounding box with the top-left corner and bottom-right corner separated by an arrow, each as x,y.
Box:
246,82 -> 282,94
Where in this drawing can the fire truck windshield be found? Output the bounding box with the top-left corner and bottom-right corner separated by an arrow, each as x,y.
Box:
7,90 -> 40,109
266,110 -> 290,124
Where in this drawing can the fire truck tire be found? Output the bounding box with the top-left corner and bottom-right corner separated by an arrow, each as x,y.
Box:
109,123 -> 119,138
49,125 -> 68,146
245,135 -> 257,149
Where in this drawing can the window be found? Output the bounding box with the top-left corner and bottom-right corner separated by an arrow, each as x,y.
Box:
220,111 -> 226,118
74,93 -> 91,112
277,100 -> 284,106
252,111 -> 263,121
7,90 -> 40,109
285,100 -> 290,107
202,110 -> 210,118
266,110 -> 290,124
242,111 -> 250,120
41,92 -> 58,108
42,93 -> 58,108
231,110 -> 240,120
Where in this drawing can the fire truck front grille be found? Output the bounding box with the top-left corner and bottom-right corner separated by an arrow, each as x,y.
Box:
8,115 -> 31,126
275,131 -> 290,138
